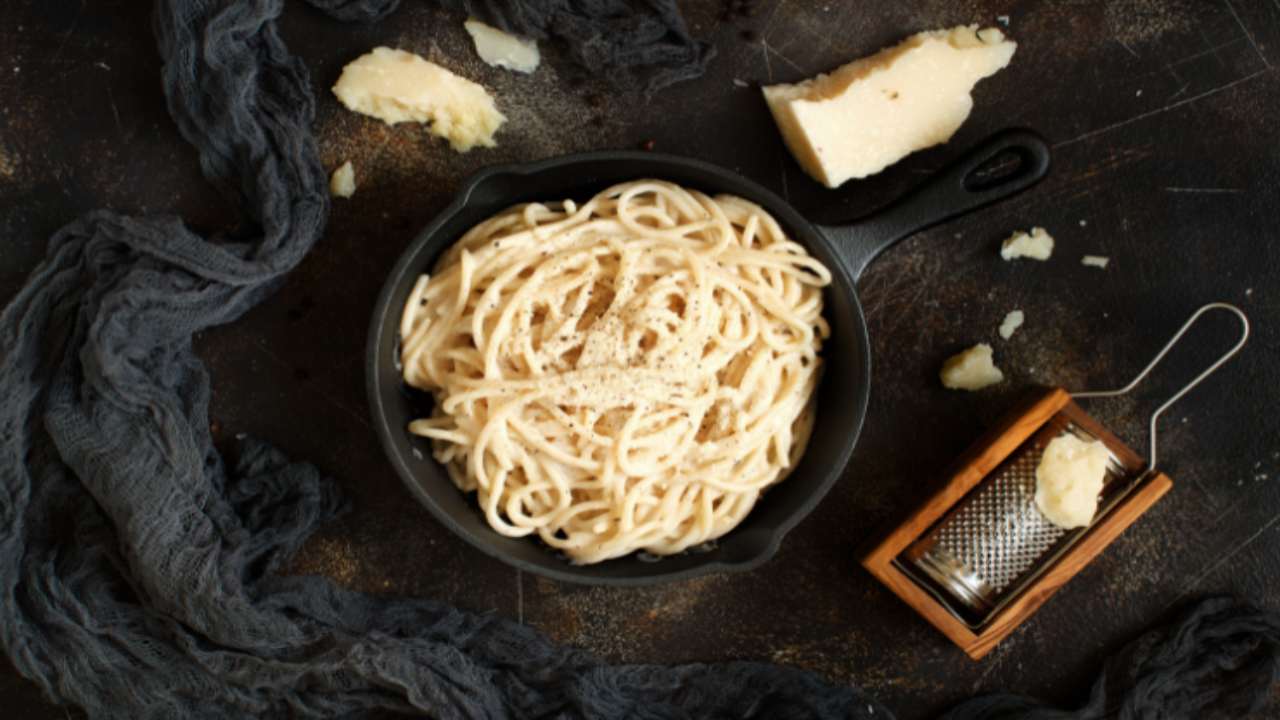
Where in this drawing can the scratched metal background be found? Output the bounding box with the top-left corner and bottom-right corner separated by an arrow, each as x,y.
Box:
2,1 -> 1279,718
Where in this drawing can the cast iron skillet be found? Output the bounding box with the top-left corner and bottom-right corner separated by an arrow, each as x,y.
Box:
368,129 -> 1051,585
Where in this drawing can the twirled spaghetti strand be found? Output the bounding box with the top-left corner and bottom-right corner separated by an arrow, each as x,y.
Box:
400,181 -> 831,564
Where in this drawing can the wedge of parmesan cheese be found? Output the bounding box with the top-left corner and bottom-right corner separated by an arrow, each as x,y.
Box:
940,343 -> 1004,391
464,19 -> 540,74
1001,227 -> 1054,261
329,161 -> 356,198
762,25 -> 1016,187
332,47 -> 505,152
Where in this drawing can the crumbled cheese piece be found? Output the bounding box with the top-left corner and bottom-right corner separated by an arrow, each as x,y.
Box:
464,19 -> 539,74
998,309 -> 1024,339
1082,255 -> 1111,269
939,343 -> 1004,391
332,47 -> 505,152
329,161 -> 356,198
1000,226 -> 1054,261
1035,434 -> 1110,528
762,25 -> 1016,187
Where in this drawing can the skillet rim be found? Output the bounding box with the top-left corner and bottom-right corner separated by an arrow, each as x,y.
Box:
365,149 -> 872,585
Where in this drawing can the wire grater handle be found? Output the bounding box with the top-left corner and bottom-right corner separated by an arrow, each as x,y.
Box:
1073,302 -> 1250,471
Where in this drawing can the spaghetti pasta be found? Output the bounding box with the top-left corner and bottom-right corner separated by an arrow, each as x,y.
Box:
400,180 -> 831,564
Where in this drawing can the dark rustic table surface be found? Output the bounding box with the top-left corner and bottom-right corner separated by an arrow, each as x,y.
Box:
3,1 -> 1279,718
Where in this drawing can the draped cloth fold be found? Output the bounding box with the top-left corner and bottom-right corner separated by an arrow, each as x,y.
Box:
942,597 -> 1280,720
308,0 -> 714,92
0,0 -> 875,717
0,1 -> 1274,718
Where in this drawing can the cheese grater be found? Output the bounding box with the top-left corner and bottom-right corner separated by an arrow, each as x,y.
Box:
904,419 -> 1130,620
863,303 -> 1250,659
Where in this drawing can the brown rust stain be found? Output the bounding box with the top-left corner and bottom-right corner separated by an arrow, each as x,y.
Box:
1104,0 -> 1201,48
0,145 -> 15,180
527,573 -> 731,662
292,532 -> 361,587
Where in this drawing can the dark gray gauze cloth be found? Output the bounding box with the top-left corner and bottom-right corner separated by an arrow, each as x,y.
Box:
942,597 -> 1280,720
307,0 -> 714,92
0,0 -> 1276,718
0,0 -> 879,718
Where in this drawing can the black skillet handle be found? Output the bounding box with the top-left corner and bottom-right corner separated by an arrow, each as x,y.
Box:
818,128 -> 1051,280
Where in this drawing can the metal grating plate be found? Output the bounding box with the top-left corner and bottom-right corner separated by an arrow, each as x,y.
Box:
932,447 -> 1067,595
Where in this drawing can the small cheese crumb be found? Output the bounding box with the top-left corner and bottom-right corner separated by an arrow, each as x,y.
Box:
332,47 -> 505,152
940,343 -> 1004,390
1000,226 -> 1054,261
464,19 -> 540,74
762,25 -> 1016,187
329,161 -> 356,198
1035,434 -> 1110,529
998,309 -> 1024,339
1082,255 -> 1111,269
